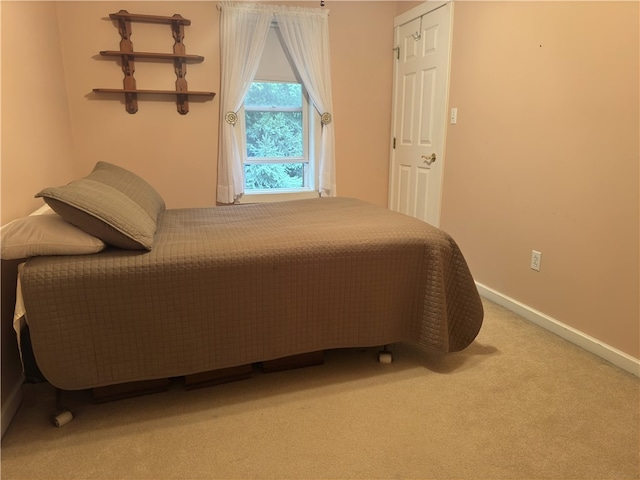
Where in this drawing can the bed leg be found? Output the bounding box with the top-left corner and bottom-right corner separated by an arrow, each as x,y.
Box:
52,388 -> 74,427
378,345 -> 393,364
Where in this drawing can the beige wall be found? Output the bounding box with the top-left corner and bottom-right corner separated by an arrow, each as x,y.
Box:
441,1 -> 639,358
395,1 -> 422,15
1,1 -> 75,224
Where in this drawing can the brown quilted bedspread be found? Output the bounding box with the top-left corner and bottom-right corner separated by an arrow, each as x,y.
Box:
20,198 -> 483,390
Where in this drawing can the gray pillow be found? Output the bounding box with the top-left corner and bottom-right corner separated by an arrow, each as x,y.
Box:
88,161 -> 165,221
36,163 -> 164,250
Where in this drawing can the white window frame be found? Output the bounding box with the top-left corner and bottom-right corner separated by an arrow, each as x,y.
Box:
237,26 -> 320,204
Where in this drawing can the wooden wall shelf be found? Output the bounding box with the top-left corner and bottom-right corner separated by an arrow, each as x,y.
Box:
109,11 -> 192,25
99,51 -> 205,62
93,10 -> 215,114
93,89 -> 215,96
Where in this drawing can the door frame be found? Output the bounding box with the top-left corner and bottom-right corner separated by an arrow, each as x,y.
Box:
393,1 -> 450,29
389,0 -> 454,227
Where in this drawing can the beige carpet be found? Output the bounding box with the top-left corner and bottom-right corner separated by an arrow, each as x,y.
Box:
1,298 -> 638,480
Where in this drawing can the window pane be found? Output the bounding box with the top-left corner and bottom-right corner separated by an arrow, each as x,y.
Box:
245,82 -> 302,108
245,111 -> 303,158
244,163 -> 304,190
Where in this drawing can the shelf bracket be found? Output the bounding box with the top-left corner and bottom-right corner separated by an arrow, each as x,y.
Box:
116,16 -> 138,113
172,18 -> 189,114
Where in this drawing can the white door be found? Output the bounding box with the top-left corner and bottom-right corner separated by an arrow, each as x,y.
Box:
389,2 -> 452,227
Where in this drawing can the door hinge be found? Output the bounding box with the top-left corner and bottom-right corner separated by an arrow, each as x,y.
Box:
393,137 -> 396,149
393,46 -> 400,60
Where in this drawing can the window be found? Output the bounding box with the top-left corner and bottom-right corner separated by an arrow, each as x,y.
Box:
244,81 -> 309,190
217,4 -> 335,204
240,26 -> 318,201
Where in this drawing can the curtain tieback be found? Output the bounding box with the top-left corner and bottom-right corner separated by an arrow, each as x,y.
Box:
225,111 -> 238,125
321,112 -> 332,125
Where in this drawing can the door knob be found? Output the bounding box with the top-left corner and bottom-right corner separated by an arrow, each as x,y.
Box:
421,153 -> 436,165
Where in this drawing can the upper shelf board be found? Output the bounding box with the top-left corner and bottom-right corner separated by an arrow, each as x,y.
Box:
108,10 -> 192,26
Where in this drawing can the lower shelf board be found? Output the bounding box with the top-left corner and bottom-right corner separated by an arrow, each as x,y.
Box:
92,89 -> 215,114
93,88 -> 215,96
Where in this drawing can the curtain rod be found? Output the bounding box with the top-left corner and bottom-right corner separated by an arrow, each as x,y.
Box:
217,3 -> 328,12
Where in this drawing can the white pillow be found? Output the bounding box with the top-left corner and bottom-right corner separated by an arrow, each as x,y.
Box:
1,210 -> 106,260
30,204 -> 57,216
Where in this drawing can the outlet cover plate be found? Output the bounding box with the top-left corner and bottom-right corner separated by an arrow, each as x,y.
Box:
531,250 -> 542,271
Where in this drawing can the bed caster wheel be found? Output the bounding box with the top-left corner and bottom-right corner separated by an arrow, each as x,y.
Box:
52,409 -> 73,428
378,350 -> 393,364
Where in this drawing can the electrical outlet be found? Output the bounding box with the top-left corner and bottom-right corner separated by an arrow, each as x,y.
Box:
531,250 -> 542,271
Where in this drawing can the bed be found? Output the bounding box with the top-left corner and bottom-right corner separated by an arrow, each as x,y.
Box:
6,162 -> 483,392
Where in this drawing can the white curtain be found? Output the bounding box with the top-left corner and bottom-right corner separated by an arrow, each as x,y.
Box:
217,3 -> 336,203
274,6 -> 336,198
217,2 -> 272,204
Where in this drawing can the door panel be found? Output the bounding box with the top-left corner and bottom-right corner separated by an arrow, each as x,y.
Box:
400,73 -> 416,144
415,167 -> 431,220
389,2 -> 452,227
419,68 -> 436,146
398,165 -> 411,214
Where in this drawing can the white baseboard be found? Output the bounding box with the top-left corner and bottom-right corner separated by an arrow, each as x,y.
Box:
476,282 -> 640,378
1,376 -> 23,438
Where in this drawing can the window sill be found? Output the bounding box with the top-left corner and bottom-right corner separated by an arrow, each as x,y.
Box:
236,190 -> 319,204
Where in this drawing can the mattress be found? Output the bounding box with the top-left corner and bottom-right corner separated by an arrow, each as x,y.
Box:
20,197 -> 483,390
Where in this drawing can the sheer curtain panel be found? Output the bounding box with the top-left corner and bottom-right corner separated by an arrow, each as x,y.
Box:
217,2 -> 272,204
274,7 -> 336,198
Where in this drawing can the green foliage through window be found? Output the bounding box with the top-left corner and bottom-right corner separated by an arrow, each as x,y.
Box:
245,111 -> 302,158
244,163 -> 304,190
245,82 -> 302,108
244,82 -> 306,190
